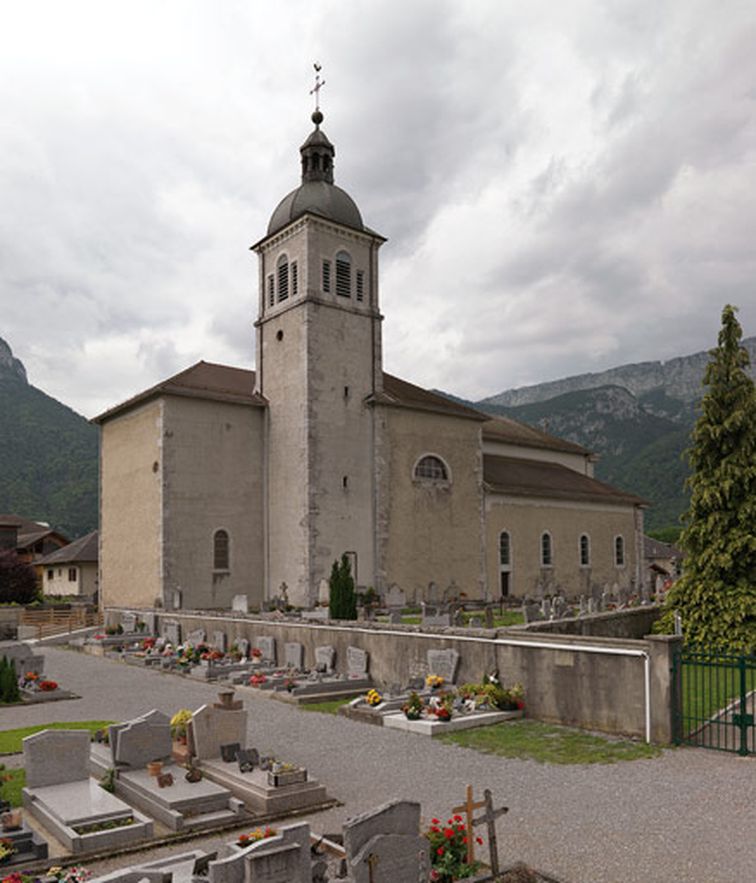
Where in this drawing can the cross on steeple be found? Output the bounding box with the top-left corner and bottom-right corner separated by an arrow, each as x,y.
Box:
452,783 -> 486,866
310,63 -> 325,111
472,788 -> 509,877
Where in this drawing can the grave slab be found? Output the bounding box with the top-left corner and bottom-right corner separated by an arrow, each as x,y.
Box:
383,708 -> 522,736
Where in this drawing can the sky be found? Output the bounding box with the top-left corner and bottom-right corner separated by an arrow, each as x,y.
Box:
1,0 -> 755,417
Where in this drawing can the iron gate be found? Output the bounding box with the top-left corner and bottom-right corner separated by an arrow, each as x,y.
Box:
672,647 -> 756,756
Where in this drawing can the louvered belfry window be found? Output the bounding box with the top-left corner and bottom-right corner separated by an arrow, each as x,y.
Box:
277,255 -> 289,301
322,259 -> 331,293
356,270 -> 365,302
267,275 -> 274,307
291,261 -> 298,297
335,250 -> 351,297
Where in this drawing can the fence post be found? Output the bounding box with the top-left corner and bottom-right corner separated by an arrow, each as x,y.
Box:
645,634 -> 684,744
737,655 -> 749,757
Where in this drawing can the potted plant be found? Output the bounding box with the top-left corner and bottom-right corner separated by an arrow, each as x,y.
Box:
426,674 -> 445,692
365,689 -> 382,707
146,760 -> 163,777
170,709 -> 192,743
402,691 -> 423,720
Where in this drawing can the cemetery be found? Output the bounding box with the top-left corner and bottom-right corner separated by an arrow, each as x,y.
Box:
1,643 -> 76,705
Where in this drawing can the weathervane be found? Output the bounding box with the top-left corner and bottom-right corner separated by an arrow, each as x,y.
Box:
310,62 -> 325,112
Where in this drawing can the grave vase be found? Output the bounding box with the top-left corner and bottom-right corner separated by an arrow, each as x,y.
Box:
147,761 -> 163,777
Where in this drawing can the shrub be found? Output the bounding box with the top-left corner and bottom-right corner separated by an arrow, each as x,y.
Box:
0,657 -> 21,704
328,554 -> 357,620
0,551 -> 38,605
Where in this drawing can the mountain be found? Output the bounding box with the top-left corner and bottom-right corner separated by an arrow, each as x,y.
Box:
0,337 -> 98,539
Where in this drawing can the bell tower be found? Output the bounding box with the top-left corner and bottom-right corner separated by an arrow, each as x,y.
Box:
252,97 -> 386,606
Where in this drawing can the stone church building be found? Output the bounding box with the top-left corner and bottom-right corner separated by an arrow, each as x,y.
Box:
95,110 -> 646,611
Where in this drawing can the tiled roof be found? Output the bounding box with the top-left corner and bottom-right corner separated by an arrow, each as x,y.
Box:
643,535 -> 684,560
93,361 -> 265,424
482,415 -> 590,456
375,374 -> 489,422
483,455 -> 647,507
37,531 -> 99,565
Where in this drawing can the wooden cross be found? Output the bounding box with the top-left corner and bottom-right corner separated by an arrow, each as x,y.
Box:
452,783 -> 486,865
365,851 -> 379,883
472,788 -> 509,877
310,63 -> 326,110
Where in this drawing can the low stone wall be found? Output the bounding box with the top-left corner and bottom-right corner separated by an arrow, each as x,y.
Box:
0,607 -> 20,639
104,607 -> 680,743
514,606 -> 662,639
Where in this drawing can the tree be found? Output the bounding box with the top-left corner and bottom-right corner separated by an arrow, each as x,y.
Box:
0,550 -> 39,604
328,554 -> 357,620
657,305 -> 756,651
0,656 -> 21,704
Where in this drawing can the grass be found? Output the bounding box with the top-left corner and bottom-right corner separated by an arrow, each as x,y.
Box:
0,767 -> 25,806
439,719 -> 662,765
681,662 -> 756,726
382,611 -> 524,627
0,720 -> 113,755
299,699 -> 350,715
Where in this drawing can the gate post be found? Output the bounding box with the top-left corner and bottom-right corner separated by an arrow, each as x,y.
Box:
645,634 -> 684,744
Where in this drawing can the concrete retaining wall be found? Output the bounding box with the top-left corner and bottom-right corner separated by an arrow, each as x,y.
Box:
515,606 -> 662,639
105,607 -> 680,743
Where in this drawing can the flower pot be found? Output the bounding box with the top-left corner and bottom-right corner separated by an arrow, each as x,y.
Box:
147,761 -> 163,777
1,809 -> 22,831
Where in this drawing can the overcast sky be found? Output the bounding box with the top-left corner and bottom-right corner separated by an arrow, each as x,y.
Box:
1,0 -> 755,417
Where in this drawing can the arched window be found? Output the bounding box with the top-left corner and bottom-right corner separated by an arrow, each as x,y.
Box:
541,532 -> 553,567
277,254 -> 289,302
335,250 -> 351,297
615,535 -> 625,567
499,531 -> 511,567
213,529 -> 230,571
580,534 -> 590,567
414,455 -> 449,481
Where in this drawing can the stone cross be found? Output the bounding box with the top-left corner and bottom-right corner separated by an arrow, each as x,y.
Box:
472,788 -> 508,877
451,784 -> 486,865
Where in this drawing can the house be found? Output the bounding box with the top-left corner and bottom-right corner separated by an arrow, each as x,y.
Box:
37,530 -> 99,599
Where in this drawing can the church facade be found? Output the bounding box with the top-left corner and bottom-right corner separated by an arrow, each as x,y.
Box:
96,111 -> 646,611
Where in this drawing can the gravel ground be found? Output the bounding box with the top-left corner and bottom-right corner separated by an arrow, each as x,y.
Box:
2,646 -> 755,883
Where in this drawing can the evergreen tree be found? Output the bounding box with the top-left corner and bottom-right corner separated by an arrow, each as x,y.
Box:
328,558 -> 343,619
328,554 -> 357,620
0,657 -> 21,704
658,305 -> 756,651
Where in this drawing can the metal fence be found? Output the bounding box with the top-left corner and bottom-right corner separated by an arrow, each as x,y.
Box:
19,606 -> 102,639
672,646 -> 756,756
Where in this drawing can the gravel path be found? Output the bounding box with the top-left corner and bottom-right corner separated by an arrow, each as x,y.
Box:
3,646 -> 755,883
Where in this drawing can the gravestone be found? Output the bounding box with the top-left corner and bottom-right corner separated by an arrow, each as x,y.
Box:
347,646 -> 368,678
343,800 -> 428,883
172,590 -> 182,610
212,631 -> 228,653
317,578 -> 330,606
284,643 -> 304,670
246,843 -> 302,882
388,609 -> 403,625
469,615 -> 483,628
236,638 -> 250,658
192,704 -> 248,761
114,711 -> 172,768
255,636 -> 276,664
187,628 -> 206,645
163,620 -> 181,646
484,606 -> 495,628
121,612 -> 137,633
232,594 -> 248,613
426,582 -> 439,602
522,598 -> 541,623
315,646 -> 335,674
140,611 -> 156,634
427,648 -> 460,684
553,595 -> 567,620
24,729 -> 90,788
384,584 -> 406,609
0,643 -> 44,676
588,597 -> 597,614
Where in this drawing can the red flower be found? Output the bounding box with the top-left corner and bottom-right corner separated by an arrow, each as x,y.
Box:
443,828 -> 454,839
436,847 -> 444,856
431,818 -> 440,824
453,814 -> 463,822
476,836 -> 483,845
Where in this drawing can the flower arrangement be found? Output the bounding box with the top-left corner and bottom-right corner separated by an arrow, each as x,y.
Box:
237,826 -> 276,847
142,638 -> 155,650
23,672 -> 38,682
426,674 -> 445,690
170,709 -> 192,740
251,647 -> 263,659
37,680 -> 58,692
47,866 -> 93,883
425,816 -> 482,882
402,691 -> 424,720
431,695 -> 454,722
365,689 -> 382,707
0,839 -> 16,863
249,674 -> 267,687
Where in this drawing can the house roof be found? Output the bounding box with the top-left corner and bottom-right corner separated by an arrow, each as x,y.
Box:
483,455 -> 648,507
37,531 -> 98,565
93,361 -> 266,424
0,516 -> 24,528
643,535 -> 684,560
374,374 -> 489,422
17,527 -> 68,549
482,415 -> 590,456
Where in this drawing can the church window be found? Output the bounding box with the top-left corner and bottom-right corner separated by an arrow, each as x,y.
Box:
277,254 -> 289,302
267,275 -> 274,307
414,455 -> 449,481
580,534 -> 591,566
356,270 -> 364,302
499,531 -> 511,567
214,529 -> 230,571
291,261 -> 298,297
322,259 -> 331,293
541,532 -> 553,567
336,250 -> 351,297
614,535 -> 625,567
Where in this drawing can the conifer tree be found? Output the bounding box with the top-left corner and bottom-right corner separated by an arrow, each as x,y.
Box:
328,554 -> 357,620
658,305 -> 756,651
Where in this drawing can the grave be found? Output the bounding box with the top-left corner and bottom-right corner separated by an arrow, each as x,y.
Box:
0,642 -> 45,675
270,645 -> 372,705
23,729 -> 153,853
162,620 -> 181,646
232,595 -> 248,613
91,850 -> 215,883
0,812 -> 48,868
207,822 -> 311,883
383,706 -> 522,736
186,628 -> 207,646
191,703 -> 331,816
284,642 -> 304,670
343,800 -> 429,883
91,710 -> 245,832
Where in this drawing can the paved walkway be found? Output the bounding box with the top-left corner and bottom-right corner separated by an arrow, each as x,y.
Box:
3,646 -> 755,883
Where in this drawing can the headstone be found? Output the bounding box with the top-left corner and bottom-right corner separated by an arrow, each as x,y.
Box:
484,606 -> 495,628
588,597 -> 597,614
445,579 -> 460,601
187,628 -> 206,645
115,711 -> 173,768
522,599 -> 541,624
191,705 -> 248,761
578,596 -> 587,617
255,636 -> 276,664
232,594 -> 248,613
0,643 -> 44,675
317,578 -> 330,606
540,599 -> 552,620
236,638 -> 250,658
284,643 -> 304,670
172,590 -> 182,610
384,584 -> 406,609
388,610 -> 402,625
347,646 -> 368,678
452,607 -> 464,628
121,612 -> 137,633
23,729 -> 90,788
140,611 -> 156,634
427,649 -> 460,684
163,620 -> 181,645
315,646 -> 335,674
553,595 -> 567,620
244,822 -> 311,883
212,631 -> 227,653
469,615 -> 483,628
426,581 -> 439,603
343,800 -> 428,883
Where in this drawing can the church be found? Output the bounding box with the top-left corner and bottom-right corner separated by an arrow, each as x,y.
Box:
95,106 -> 646,611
